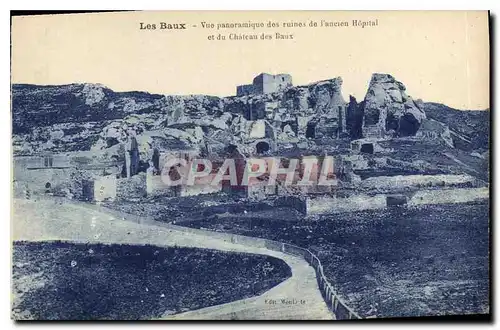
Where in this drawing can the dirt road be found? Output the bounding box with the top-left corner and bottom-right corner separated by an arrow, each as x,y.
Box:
12,198 -> 333,320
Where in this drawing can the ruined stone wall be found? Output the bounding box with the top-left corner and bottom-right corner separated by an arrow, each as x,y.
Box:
361,73 -> 426,138
274,196 -> 307,214
146,173 -> 171,197
236,84 -> 255,96
146,172 -> 222,198
13,154 -> 73,171
416,118 -> 454,147
254,73 -> 292,94
70,168 -> 118,200
228,76 -> 369,144
179,184 -> 222,197
15,73 -> 443,160
350,139 -> 385,154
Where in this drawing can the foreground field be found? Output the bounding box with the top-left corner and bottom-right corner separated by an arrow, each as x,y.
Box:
12,241 -> 291,320
179,202 -> 489,318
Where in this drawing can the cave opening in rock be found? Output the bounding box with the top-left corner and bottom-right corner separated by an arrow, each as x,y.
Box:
256,141 -> 270,154
399,114 -> 420,136
306,123 -> 316,139
385,113 -> 399,133
360,143 -> 374,154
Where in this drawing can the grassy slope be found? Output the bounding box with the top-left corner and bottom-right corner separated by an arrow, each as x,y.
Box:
423,102 -> 489,151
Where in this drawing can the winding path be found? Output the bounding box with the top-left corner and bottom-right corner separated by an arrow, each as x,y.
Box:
12,198 -> 333,320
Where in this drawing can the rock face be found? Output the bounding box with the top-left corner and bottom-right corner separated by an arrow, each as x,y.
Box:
416,118 -> 454,148
423,102 -> 490,151
360,73 -> 426,138
346,95 -> 363,139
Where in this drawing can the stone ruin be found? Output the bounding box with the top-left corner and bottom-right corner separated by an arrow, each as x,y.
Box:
358,73 -> 426,138
237,73 -> 293,96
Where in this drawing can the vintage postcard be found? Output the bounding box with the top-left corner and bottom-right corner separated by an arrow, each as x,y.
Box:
10,11 -> 490,320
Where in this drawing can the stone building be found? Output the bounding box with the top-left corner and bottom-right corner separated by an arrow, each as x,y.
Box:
237,73 -> 293,96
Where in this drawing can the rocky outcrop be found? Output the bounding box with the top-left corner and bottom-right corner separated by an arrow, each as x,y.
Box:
14,73 -> 473,157
12,83 -> 171,135
360,74 -> 426,138
416,118 -> 454,148
423,102 -> 489,151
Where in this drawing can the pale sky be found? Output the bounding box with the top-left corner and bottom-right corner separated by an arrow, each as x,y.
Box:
11,11 -> 490,110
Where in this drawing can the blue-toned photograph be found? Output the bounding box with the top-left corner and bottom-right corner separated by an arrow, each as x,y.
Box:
10,10 -> 490,321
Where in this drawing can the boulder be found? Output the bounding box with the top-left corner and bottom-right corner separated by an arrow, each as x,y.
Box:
416,118 -> 454,148
12,74 -> 437,157
361,73 -> 426,138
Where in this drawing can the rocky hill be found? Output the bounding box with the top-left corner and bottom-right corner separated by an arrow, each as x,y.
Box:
423,102 -> 489,151
11,74 -> 489,157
